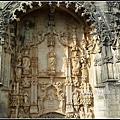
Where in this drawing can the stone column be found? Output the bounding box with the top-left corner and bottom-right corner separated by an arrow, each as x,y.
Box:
66,58 -> 73,114
3,50 -> 11,89
30,45 -> 38,113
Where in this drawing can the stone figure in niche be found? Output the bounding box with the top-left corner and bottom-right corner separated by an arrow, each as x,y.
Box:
37,83 -> 47,116
22,49 -> 30,74
80,33 -> 87,57
15,53 -> 22,80
92,35 -> 101,54
59,93 -> 65,112
72,56 -> 80,76
73,90 -> 79,111
47,52 -> 56,75
39,83 -> 46,98
79,107 -> 85,118
24,21 -> 31,43
80,56 -> 88,80
24,91 -> 29,105
44,88 -> 59,110
38,97 -> 43,115
70,35 -> 79,57
48,89 -> 56,102
45,13 -> 57,47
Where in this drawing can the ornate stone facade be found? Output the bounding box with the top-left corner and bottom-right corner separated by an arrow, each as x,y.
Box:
0,1 -> 120,118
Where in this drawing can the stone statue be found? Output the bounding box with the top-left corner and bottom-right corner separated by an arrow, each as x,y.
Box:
24,21 -> 31,43
22,49 -> 30,74
15,53 -> 22,80
45,13 -> 57,47
80,33 -> 87,56
59,93 -> 65,113
47,89 -> 56,101
73,90 -> 79,111
80,56 -> 88,79
44,88 -> 59,110
70,35 -> 79,57
24,91 -> 29,105
79,107 -> 85,118
47,52 -> 56,75
72,56 -> 80,76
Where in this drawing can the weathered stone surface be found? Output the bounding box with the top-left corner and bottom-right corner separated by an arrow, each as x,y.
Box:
0,1 -> 120,118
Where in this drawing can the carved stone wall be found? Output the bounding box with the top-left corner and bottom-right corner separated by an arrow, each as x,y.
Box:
0,1 -> 120,118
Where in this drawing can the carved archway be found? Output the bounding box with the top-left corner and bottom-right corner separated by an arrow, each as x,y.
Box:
0,1 -> 113,118
39,112 -> 65,118
0,1 -> 112,41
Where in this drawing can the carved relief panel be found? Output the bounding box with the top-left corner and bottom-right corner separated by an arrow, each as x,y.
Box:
9,5 -> 94,118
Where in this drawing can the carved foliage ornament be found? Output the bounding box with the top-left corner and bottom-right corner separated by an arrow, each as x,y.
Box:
0,1 -> 113,46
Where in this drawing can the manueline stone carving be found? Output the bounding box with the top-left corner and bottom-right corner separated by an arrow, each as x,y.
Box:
45,13 -> 57,47
72,56 -> 80,76
15,53 -> 22,81
6,2 -> 97,118
73,90 -> 79,111
79,107 -> 85,118
22,49 -> 30,75
70,35 -> 79,57
47,51 -> 56,76
24,91 -> 29,105
44,87 -> 59,111
24,21 -> 32,43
